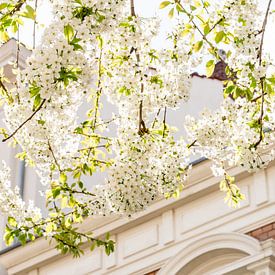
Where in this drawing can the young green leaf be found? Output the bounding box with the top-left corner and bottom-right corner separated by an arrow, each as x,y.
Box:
21,5 -> 36,20
206,60 -> 215,77
159,1 -> 171,9
215,31 -> 225,44
168,8 -> 174,18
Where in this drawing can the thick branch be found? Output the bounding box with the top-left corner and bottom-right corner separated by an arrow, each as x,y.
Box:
130,0 -> 136,16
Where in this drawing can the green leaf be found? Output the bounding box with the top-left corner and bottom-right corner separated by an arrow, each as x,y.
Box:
60,173 -> 67,184
33,94 -> 42,111
203,23 -> 210,35
267,76 -> 275,85
176,3 -> 184,13
0,30 -> 9,42
193,40 -> 203,52
233,87 -> 244,98
29,85 -> 40,98
52,187 -> 61,199
21,5 -> 36,20
215,31 -> 225,44
196,14 -> 205,23
224,85 -> 236,97
18,233 -> 27,245
0,3 -> 7,11
16,151 -> 27,161
45,222 -> 54,234
96,35 -> 103,49
206,60 -> 215,77
8,217 -> 17,227
168,8 -> 174,18
159,1 -> 171,9
4,232 -> 14,246
78,181 -> 84,189
61,196 -> 68,209
64,24 -> 74,43
106,232 -> 110,240
38,119 -> 45,126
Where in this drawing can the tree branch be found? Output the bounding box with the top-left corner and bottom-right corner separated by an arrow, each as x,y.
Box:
253,0 -> 273,148
0,0 -> 26,21
0,78 -> 13,102
33,0 -> 38,49
130,0 -> 136,16
2,99 -> 46,142
92,45 -> 103,132
48,139 -> 62,172
130,0 -> 147,136
162,107 -> 167,138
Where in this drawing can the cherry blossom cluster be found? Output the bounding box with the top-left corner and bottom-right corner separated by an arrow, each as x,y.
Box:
101,15 -> 191,120
185,97 -> 275,174
4,0 -> 128,185
220,0 -> 267,86
0,161 -> 41,226
90,126 -> 191,215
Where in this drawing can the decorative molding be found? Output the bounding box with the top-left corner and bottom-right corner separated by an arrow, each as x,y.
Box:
254,169 -> 269,206
158,233 -> 262,275
176,185 -> 249,236
121,223 -> 159,258
160,210 -> 174,246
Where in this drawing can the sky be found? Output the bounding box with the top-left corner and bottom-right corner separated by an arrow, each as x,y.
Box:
19,0 -> 275,62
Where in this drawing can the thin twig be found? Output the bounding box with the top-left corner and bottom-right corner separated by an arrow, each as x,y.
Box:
78,144 -> 109,152
2,99 -> 46,142
177,1 -> 233,73
152,108 -> 161,128
0,0 -> 26,21
33,0 -> 38,49
200,0 -> 209,14
162,107 -> 167,138
48,139 -> 61,172
130,0 -> 147,136
61,187 -> 95,197
254,0 -> 273,148
251,92 -> 267,103
187,140 -> 197,149
209,16 -> 225,33
0,78 -> 13,102
92,45 -> 103,132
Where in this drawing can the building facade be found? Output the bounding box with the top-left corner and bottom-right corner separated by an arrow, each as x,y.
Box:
0,40 -> 275,275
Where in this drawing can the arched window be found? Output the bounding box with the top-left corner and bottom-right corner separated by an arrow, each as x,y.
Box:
158,233 -> 275,275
